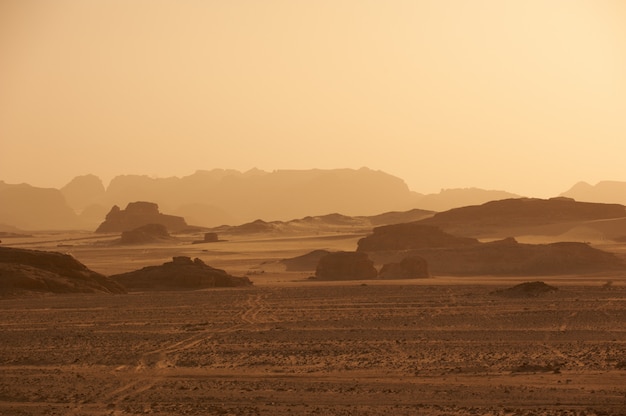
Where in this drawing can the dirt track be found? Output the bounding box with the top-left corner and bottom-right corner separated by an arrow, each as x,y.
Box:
1,282 -> 625,415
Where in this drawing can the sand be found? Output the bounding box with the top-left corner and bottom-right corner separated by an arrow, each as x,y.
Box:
1,231 -> 625,415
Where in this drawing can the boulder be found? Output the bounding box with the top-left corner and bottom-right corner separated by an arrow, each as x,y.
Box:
378,256 -> 429,279
315,251 -> 377,280
110,256 -> 252,290
96,201 -> 188,233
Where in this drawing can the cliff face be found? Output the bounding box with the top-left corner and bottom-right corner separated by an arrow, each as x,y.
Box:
95,201 -> 188,233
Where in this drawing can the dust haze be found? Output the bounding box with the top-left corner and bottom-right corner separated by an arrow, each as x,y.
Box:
2,1 -> 626,414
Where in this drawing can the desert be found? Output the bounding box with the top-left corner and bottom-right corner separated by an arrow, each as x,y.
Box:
1,201 -> 626,415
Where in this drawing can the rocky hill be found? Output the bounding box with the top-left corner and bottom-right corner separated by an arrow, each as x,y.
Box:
417,197 -> 626,239
110,256 -> 251,290
0,247 -> 125,296
357,223 -> 478,251
96,202 -> 188,233
357,224 -> 625,276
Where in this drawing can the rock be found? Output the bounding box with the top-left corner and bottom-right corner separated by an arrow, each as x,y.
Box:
0,246 -> 125,296
95,201 -> 188,233
119,223 -> 176,245
378,256 -> 429,279
315,251 -> 377,280
109,256 -> 252,290
492,281 -> 558,298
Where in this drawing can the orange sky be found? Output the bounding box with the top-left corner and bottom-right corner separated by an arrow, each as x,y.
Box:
1,0 -> 625,197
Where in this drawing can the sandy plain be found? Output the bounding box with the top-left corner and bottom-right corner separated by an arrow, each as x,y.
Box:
1,231 -> 626,415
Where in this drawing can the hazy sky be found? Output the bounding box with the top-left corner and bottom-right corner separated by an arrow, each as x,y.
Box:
1,0 -> 625,197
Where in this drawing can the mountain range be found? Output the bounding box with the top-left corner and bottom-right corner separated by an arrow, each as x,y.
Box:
1,169 -> 624,231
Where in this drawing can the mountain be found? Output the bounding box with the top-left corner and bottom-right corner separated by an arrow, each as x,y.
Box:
101,168 -> 423,223
0,181 -> 80,230
560,181 -> 626,205
60,174 -> 106,213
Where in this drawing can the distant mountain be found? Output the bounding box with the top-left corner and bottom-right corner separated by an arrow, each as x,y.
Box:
0,168 -> 534,231
560,181 -> 626,205
101,168 -> 423,223
60,174 -> 106,212
0,181 -> 80,230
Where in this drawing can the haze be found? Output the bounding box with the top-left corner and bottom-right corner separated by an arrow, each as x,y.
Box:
1,0 -> 625,197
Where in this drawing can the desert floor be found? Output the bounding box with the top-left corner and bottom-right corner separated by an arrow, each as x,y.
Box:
1,232 -> 626,415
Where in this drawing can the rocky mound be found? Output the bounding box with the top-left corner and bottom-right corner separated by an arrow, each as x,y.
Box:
110,256 -> 252,290
0,247 -> 125,296
357,223 -> 478,252
492,281 -> 558,298
314,251 -> 377,280
378,256 -> 429,279
282,250 -> 331,271
118,223 -> 177,245
96,201 -> 188,233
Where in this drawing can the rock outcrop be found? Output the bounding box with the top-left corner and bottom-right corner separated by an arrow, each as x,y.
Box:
96,201 -> 188,233
378,256 -> 429,279
0,247 -> 125,296
109,256 -> 252,290
492,281 -> 558,298
315,251 -> 378,280
119,223 -> 176,245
